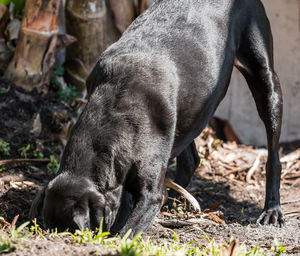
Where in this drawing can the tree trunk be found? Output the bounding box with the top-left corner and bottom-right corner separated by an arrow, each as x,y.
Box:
4,0 -> 61,91
65,0 -> 148,91
64,0 -> 112,91
108,0 -> 136,34
0,3 -> 10,71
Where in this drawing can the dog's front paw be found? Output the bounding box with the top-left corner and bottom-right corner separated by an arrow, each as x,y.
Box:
256,205 -> 284,227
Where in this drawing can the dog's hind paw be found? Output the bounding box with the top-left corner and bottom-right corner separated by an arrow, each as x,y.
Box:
256,206 -> 284,227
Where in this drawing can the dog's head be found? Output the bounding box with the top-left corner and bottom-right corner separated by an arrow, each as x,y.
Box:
30,173 -> 121,232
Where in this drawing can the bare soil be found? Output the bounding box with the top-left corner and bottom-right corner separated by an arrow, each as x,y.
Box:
0,79 -> 300,255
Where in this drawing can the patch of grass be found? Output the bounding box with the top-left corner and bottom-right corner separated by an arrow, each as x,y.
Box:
168,162 -> 176,169
271,239 -> 287,255
18,144 -> 30,158
119,230 -> 143,256
0,221 -> 31,254
47,155 -> 60,174
0,139 -> 10,156
0,0 -> 25,14
30,219 -> 46,240
0,236 -> 14,254
66,220 -> 110,245
0,217 -> 287,255
33,151 -> 44,159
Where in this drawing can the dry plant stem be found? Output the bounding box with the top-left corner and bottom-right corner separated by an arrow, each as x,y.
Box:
10,215 -> 19,229
165,179 -> 201,211
0,158 -> 50,167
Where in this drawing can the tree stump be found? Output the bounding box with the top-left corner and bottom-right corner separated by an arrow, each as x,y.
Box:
4,0 -> 61,91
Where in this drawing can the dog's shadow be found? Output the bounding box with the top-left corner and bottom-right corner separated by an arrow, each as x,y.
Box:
166,168 -> 263,226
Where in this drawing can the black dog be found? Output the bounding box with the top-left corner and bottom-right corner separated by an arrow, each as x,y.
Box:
30,0 -> 283,236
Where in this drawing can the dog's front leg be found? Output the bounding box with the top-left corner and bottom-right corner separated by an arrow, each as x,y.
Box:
117,177 -> 164,237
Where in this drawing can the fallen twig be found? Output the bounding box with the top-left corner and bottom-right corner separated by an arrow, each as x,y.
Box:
204,200 -> 226,213
0,175 -> 24,183
284,174 -> 300,180
282,198 -> 300,205
0,158 -> 50,167
285,210 -> 300,216
286,245 -> 300,253
246,154 -> 261,183
157,217 -> 213,228
0,217 -> 10,228
280,149 -> 300,163
165,179 -> 201,211
224,169 -> 240,177
158,219 -> 194,228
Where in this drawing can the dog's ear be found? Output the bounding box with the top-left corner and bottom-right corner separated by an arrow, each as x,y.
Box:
29,188 -> 46,220
73,190 -> 105,230
85,61 -> 106,98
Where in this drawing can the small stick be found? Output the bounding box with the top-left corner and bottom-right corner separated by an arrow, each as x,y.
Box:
282,199 -> 300,205
284,174 -> 300,180
204,200 -> 226,213
280,149 -> 300,162
224,169 -> 240,177
165,179 -> 201,212
246,154 -> 261,183
285,210 -> 300,216
0,158 -> 50,167
10,215 -> 19,228
0,218 -> 10,227
158,219 -> 194,228
158,218 -> 212,228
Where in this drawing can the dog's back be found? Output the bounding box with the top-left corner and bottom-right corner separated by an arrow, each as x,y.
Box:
90,0 -> 270,155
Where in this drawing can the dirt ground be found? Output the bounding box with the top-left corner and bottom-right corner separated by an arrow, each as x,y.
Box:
0,79 -> 300,255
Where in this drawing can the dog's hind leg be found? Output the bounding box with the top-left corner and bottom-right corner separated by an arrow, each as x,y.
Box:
167,141 -> 200,208
235,4 -> 283,226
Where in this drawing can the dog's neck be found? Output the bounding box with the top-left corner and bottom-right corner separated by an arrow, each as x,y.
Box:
59,86 -> 135,194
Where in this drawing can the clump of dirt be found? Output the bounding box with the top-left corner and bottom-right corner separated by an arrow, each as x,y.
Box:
0,78 -> 83,224
0,78 -> 80,160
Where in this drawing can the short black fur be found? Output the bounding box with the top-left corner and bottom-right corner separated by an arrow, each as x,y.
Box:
31,0 -> 283,236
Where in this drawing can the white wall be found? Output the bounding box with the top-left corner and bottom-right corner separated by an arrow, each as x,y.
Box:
215,0 -> 300,145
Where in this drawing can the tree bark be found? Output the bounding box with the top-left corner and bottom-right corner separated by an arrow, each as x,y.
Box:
108,0 -> 136,34
4,0 -> 61,91
0,3 -> 10,71
65,0 -> 148,91
64,0 -> 111,91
